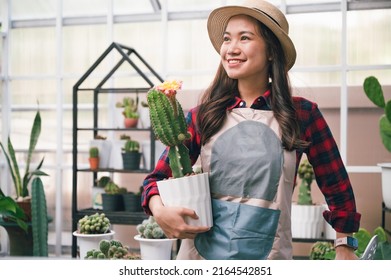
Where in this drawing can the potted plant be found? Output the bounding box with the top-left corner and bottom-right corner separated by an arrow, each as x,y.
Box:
117,97 -> 139,128
89,134 -> 111,169
121,139 -> 141,170
0,109 -> 48,219
291,159 -> 325,239
147,80 -> 213,227
0,108 -> 49,256
134,216 -> 177,260
72,212 -> 115,259
84,239 -> 140,259
102,179 -> 126,211
363,76 -> 391,209
88,146 -> 99,171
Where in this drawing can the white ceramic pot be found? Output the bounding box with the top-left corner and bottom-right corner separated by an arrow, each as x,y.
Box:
109,139 -> 126,169
291,204 -> 324,239
157,172 -> 213,227
73,230 -> 115,259
378,163 -> 391,209
134,234 -> 176,260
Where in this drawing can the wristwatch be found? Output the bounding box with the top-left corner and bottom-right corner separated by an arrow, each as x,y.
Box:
334,236 -> 358,250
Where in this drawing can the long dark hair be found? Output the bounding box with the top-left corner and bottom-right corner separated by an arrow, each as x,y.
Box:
197,20 -> 309,151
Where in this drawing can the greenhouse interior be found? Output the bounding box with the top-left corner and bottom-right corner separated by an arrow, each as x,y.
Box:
1,0 -> 391,261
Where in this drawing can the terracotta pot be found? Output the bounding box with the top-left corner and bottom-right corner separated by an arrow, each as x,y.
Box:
124,118 -> 138,128
89,157 -> 100,171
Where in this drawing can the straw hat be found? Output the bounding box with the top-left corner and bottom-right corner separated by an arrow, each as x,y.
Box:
207,0 -> 296,70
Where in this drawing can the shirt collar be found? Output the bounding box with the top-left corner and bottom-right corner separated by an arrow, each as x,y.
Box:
227,89 -> 271,110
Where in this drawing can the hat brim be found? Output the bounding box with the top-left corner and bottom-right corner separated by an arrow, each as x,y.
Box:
207,5 -> 296,70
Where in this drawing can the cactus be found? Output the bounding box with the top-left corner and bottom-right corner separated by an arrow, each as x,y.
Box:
363,76 -> 391,152
31,177 -> 48,256
85,239 -> 140,259
147,80 -> 192,178
309,241 -> 335,260
297,159 -> 314,205
122,139 -> 140,153
104,181 -> 126,194
77,212 -> 111,234
89,146 -> 99,158
136,216 -> 166,239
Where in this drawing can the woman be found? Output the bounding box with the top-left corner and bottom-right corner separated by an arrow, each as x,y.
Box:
142,0 -> 361,260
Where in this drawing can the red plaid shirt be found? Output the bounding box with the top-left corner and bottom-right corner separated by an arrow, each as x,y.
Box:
142,89 -> 361,233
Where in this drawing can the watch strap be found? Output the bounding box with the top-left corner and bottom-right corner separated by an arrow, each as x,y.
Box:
334,236 -> 358,250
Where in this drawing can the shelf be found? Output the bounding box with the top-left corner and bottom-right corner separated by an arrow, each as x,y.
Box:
72,42 -> 165,258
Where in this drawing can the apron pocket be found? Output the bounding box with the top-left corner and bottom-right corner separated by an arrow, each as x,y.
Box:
195,199 -> 280,260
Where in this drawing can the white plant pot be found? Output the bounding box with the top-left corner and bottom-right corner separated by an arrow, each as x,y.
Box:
141,140 -> 166,170
73,230 -> 115,259
378,163 -> 391,209
291,204 -> 324,239
134,234 -> 176,260
157,172 -> 213,227
90,140 -> 112,169
109,139 -> 126,169
114,107 -> 125,129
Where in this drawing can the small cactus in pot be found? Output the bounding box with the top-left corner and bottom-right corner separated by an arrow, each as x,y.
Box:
136,216 -> 166,239
147,80 -> 192,178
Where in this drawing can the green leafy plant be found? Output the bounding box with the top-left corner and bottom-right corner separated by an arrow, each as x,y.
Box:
363,76 -> 391,152
0,188 -> 27,231
297,159 -> 314,205
136,216 -> 166,239
309,226 -> 391,260
0,109 -> 48,199
147,80 -> 192,178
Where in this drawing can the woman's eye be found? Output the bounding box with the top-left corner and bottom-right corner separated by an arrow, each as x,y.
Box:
241,36 -> 250,40
223,36 -> 230,42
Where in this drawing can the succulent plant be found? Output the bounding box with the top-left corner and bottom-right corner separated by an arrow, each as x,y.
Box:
85,239 -> 140,260
147,80 -> 192,178
89,146 -> 99,158
136,216 -> 166,239
297,159 -> 314,205
77,212 -> 111,234
122,139 -> 140,153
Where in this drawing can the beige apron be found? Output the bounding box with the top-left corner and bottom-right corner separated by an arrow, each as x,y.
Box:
176,108 -> 296,260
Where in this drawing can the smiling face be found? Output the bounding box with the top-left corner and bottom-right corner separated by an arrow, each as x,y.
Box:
220,15 -> 270,84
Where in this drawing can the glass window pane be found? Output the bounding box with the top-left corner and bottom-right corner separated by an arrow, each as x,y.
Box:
347,9 -> 391,65
10,27 -> 56,76
10,79 -> 56,105
11,0 -> 56,19
114,22 -> 163,74
289,12 -> 341,67
114,0 -> 155,14
63,0 -> 108,17
63,25 -> 108,75
290,71 -> 341,87
166,19 -> 220,88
